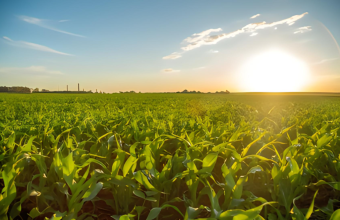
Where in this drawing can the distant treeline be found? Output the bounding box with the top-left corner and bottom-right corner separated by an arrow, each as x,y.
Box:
0,86 -> 31,93
0,86 -> 230,94
0,86 -> 93,94
33,88 -> 92,93
176,89 -> 230,94
38,91 -> 92,93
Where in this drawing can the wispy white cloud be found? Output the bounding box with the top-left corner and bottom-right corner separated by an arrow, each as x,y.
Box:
163,12 -> 308,59
250,32 -> 258,37
294,26 -> 312,34
58,20 -> 69,23
3,36 -> 13,41
163,52 -> 182,60
183,28 -> 222,44
0,66 -> 64,75
208,49 -> 219,53
19,15 -> 85,38
3,36 -> 74,56
180,29 -> 241,51
250,14 -> 261,19
162,29 -> 222,60
314,58 -> 339,65
162,68 -> 180,73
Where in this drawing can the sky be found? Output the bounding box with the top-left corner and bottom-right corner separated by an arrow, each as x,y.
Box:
0,0 -> 340,93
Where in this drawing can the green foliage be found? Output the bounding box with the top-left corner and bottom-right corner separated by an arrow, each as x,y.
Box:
0,93 -> 340,219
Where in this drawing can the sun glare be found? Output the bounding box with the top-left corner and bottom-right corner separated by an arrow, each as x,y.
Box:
239,49 -> 310,92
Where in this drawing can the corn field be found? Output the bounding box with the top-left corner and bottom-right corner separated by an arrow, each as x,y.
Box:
0,93 -> 339,220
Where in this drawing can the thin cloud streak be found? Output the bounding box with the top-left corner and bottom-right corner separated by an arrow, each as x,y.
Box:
164,12 -> 308,59
294,26 -> 312,34
3,36 -> 74,56
183,28 -> 222,44
250,14 -> 261,19
19,15 -> 85,38
3,36 -> 13,41
162,68 -> 180,73
208,49 -> 219,53
163,52 -> 182,60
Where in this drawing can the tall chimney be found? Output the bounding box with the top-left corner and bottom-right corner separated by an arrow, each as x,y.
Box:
67,85 -> 68,91
78,83 -> 79,92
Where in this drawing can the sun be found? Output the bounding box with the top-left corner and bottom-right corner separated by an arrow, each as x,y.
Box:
239,49 -> 310,92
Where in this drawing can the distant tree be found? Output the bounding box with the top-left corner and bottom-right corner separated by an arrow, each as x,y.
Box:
0,87 -> 9,92
41,89 -> 49,92
9,87 -> 31,93
178,89 -> 205,93
33,88 -> 39,93
215,90 -> 230,94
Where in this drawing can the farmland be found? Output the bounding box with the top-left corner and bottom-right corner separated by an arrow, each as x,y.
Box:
0,93 -> 340,220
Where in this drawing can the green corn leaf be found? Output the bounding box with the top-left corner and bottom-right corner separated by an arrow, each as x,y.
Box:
310,180 -> 340,190
317,133 -> 333,148
62,152 -> 76,194
146,207 -> 162,220
134,170 -> 159,192
49,211 -> 66,220
82,182 -> 103,202
229,127 -> 242,142
112,149 -> 126,176
203,152 -> 218,168
146,204 -> 184,220
21,136 -> 36,152
305,190 -> 318,219
135,206 -> 146,220
123,143 -> 139,176
242,133 -> 265,157
330,209 -> 340,220
232,176 -> 246,200
0,164 -> 17,216
220,202 -> 277,220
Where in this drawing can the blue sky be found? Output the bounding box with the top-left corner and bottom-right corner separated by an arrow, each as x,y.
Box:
0,0 -> 339,92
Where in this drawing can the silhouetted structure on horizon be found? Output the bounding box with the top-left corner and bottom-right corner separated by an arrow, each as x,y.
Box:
0,86 -> 31,93
0,84 -> 92,94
